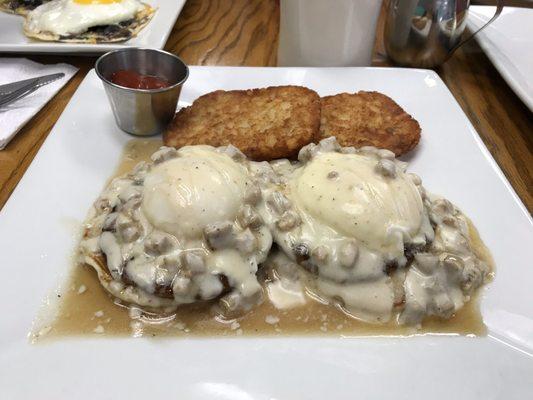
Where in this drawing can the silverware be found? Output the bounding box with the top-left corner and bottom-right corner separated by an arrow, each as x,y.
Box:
384,0 -> 504,68
95,48 -> 188,137
0,73 -> 65,107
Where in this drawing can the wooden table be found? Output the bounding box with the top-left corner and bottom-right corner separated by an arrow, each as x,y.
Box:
0,0 -> 531,212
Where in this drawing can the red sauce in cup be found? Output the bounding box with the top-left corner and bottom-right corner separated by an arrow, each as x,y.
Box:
110,70 -> 170,90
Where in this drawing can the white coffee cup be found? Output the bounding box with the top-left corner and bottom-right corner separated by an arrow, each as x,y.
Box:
278,0 -> 383,67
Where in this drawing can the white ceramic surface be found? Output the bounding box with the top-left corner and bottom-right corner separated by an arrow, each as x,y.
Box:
278,0 -> 383,66
0,67 -> 532,399
468,6 -> 533,111
0,0 -> 186,54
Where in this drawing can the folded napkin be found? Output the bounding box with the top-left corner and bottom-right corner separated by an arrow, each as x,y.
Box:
0,58 -> 78,150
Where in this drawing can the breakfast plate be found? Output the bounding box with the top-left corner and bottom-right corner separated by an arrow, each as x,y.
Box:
467,6 -> 533,111
0,66 -> 532,399
0,0 -> 186,54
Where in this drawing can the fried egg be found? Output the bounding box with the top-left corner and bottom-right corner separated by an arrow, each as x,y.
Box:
24,0 -> 154,42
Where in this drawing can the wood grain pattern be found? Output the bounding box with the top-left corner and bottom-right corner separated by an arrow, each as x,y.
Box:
0,0 -> 531,213
439,43 -> 533,210
165,0 -> 279,66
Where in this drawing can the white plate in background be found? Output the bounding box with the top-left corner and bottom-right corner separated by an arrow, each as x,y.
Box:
0,67 -> 532,399
0,0 -> 186,54
468,6 -> 533,111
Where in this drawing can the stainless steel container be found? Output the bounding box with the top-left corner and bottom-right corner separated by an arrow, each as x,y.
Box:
384,0 -> 503,68
96,48 -> 189,136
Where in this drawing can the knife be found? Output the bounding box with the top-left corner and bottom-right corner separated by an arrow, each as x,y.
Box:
0,72 -> 65,107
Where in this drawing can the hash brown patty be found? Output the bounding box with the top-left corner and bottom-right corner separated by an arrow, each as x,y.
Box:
319,91 -> 421,156
163,86 -> 321,160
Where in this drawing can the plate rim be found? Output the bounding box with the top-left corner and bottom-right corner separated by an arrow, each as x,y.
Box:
468,5 -> 533,111
1,65 -> 533,398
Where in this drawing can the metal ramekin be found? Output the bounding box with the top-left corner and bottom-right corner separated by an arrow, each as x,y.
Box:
95,48 -> 189,136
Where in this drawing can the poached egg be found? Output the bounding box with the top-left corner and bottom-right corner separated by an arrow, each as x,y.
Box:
290,151 -> 425,255
142,146 -> 250,240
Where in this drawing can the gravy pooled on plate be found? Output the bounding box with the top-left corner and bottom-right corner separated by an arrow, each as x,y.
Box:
32,139 -> 493,341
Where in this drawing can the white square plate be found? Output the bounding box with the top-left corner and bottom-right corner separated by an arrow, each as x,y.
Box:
468,6 -> 533,111
0,0 -> 186,54
1,67 -> 532,399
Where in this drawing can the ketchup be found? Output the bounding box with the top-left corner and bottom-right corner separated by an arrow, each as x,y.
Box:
110,70 -> 170,90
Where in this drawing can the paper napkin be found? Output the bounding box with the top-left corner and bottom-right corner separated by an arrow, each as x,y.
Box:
0,58 -> 78,150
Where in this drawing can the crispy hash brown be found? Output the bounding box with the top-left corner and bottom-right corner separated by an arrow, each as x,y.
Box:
163,86 -> 321,160
319,91 -> 421,156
